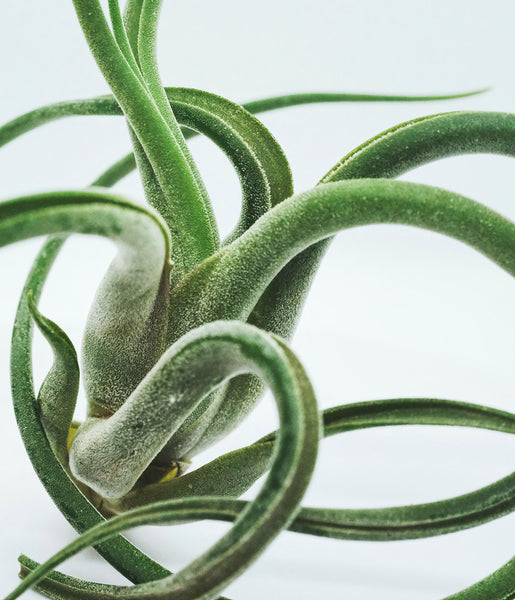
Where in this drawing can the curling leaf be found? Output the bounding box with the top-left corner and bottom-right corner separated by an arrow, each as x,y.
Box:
182,111 -> 515,455
113,398 -> 515,542
27,292 -> 79,467
72,0 -> 217,278
3,5 -> 512,597
9,322 -> 320,600
203,112 -> 515,455
116,397 -> 515,508
0,89 -> 481,150
163,178 -> 515,456
9,197 -> 172,584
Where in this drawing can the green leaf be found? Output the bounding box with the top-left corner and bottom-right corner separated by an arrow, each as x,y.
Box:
123,0 -> 218,284
9,323 -> 320,600
170,87 -> 294,241
241,88 -> 488,113
4,190 -> 170,414
2,187 -> 171,418
11,235 -> 170,585
183,110 -> 515,455
1,88 -> 481,150
27,291 -> 79,467
163,178 -> 515,456
113,398 -> 515,542
137,1 -> 179,130
319,397 -> 515,438
442,556 -> 515,600
72,0 -> 218,279
320,111 -> 515,182
122,0 -> 144,62
3,187 -> 170,425
108,0 -> 144,84
0,84 -> 296,242
290,472 -> 515,540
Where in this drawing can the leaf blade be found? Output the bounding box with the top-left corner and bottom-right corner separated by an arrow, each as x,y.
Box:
8,192 -> 172,584
10,323 -> 320,600
27,292 -> 80,466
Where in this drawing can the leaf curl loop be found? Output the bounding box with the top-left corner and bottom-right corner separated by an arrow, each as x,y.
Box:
8,193 -> 173,583
182,111 -> 515,456
9,321 -> 321,600
162,178 -> 514,457
115,397 -> 515,532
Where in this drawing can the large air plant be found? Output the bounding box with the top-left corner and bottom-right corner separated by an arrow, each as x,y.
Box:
1,1 -> 514,598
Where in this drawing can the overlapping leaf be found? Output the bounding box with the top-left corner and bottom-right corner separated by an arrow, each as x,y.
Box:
8,322 -> 321,600
1,1 -> 513,599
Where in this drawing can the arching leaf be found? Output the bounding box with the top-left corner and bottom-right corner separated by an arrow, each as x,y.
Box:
72,0 -> 217,279
164,178 -> 515,455
27,293 -> 79,467
8,191 -> 172,583
9,322 -> 320,600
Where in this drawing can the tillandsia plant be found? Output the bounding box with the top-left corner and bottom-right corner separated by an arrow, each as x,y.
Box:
0,0 -> 514,598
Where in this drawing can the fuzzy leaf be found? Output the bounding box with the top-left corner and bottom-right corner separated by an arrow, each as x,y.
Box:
16,550 -> 515,600
442,557 -> 515,599
117,397 -> 515,507
181,111 -> 515,455
9,323 -> 320,600
10,224 -> 170,584
0,89 -> 481,150
72,0 -> 217,278
27,292 -> 79,467
163,178 -> 515,456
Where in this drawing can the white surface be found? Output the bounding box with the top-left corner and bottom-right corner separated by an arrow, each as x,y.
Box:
0,1 -> 514,598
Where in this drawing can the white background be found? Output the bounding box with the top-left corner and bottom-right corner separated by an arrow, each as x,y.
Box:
0,1 -> 514,598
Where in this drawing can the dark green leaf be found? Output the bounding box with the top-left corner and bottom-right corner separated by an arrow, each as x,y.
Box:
27,292 -> 79,467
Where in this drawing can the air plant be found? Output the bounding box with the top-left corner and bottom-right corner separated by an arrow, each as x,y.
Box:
1,0 -> 514,598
